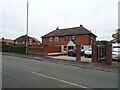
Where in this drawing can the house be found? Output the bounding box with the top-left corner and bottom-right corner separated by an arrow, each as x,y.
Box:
0,38 -> 14,45
14,35 -> 41,45
112,28 -> 120,43
42,25 -> 97,53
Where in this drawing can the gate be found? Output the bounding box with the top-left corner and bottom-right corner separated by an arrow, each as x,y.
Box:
92,44 -> 112,64
97,45 -> 106,62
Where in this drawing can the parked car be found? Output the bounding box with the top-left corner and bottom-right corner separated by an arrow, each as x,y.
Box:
68,49 -> 76,57
81,50 -> 85,56
67,49 -> 85,57
84,49 -> 92,58
112,44 -> 120,61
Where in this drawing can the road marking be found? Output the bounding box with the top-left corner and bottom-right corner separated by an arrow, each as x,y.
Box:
31,71 -> 89,88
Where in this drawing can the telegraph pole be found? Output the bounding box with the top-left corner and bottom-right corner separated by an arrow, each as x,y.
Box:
26,0 -> 29,54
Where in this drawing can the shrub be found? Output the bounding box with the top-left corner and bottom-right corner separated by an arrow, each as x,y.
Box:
1,42 -> 10,52
9,45 -> 26,53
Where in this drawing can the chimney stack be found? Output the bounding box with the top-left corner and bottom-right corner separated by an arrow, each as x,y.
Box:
80,25 -> 83,27
56,27 -> 59,30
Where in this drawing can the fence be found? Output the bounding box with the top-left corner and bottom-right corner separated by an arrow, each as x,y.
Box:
97,45 -> 106,61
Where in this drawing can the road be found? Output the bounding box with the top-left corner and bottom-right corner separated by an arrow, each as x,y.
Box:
2,55 -> 118,88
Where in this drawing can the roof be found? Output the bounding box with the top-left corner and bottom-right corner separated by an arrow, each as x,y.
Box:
42,25 -> 97,38
67,41 -> 76,46
14,35 -> 29,41
14,35 -> 40,43
0,38 -> 14,43
30,37 -> 40,43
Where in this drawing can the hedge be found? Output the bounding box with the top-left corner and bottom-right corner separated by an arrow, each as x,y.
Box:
9,45 -> 26,53
1,42 -> 10,52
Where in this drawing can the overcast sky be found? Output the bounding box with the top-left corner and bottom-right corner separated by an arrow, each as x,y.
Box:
0,0 -> 119,41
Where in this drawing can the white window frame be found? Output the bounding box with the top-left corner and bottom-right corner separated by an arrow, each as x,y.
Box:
50,37 -> 53,42
72,36 -> 76,41
55,37 -> 58,41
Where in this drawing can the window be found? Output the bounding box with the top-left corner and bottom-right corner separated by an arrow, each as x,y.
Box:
50,37 -> 53,42
22,41 -> 25,44
65,36 -> 68,41
55,37 -> 58,41
18,41 -> 22,45
72,36 -> 76,41
15,41 -> 18,44
64,46 -> 67,51
81,46 -> 84,49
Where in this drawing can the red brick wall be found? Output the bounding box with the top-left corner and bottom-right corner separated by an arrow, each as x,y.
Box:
76,35 -> 90,45
28,45 -> 48,55
92,44 -> 98,62
48,45 -> 61,53
105,44 -> 112,64
28,45 -> 61,54
42,37 -> 69,45
42,34 -> 96,46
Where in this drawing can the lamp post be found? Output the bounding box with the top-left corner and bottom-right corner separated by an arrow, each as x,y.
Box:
26,0 -> 29,54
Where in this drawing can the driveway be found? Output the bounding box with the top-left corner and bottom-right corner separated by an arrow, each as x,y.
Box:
49,55 -> 92,62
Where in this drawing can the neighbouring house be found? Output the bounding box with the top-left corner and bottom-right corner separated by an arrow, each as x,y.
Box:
14,35 -> 41,45
0,38 -> 14,45
111,28 -> 120,43
42,25 -> 97,53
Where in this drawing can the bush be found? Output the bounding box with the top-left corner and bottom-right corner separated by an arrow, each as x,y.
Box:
9,45 -> 26,53
1,42 -> 10,52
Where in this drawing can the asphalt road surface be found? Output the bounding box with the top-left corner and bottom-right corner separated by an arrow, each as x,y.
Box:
2,55 -> 118,88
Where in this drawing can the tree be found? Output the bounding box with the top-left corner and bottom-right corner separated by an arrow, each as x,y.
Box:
112,29 -> 120,43
96,40 -> 109,45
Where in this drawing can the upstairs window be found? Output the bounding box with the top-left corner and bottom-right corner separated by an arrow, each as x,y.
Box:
65,36 -> 68,41
50,37 -> 53,42
72,36 -> 76,41
55,37 -> 58,41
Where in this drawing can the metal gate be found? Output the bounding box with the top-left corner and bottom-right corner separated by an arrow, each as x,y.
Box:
97,45 -> 106,62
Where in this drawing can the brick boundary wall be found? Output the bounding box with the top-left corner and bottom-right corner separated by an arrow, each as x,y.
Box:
92,44 -> 97,62
28,45 -> 61,55
48,45 -> 61,53
76,45 -> 81,61
28,45 -> 48,55
105,44 -> 112,64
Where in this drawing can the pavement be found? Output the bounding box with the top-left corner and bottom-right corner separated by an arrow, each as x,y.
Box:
2,52 -> 119,73
2,54 -> 118,88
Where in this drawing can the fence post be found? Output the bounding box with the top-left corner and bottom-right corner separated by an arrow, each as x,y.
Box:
76,45 -> 81,61
92,44 -> 97,62
105,44 -> 112,64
